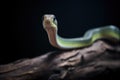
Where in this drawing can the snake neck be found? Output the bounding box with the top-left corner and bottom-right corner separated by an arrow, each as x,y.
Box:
45,27 -> 61,49
45,26 -> 91,49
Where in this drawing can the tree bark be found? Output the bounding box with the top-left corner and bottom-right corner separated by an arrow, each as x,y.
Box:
0,40 -> 120,80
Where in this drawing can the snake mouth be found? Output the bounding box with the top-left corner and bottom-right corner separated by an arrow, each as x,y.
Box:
44,20 -> 51,25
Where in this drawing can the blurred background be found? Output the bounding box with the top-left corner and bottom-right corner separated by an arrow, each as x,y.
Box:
0,0 -> 120,64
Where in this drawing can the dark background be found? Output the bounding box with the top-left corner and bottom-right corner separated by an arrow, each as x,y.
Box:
0,0 -> 120,64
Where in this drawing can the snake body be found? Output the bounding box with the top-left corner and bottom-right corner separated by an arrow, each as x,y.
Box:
43,14 -> 120,49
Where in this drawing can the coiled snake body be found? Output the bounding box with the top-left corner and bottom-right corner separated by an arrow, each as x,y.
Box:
43,14 -> 120,49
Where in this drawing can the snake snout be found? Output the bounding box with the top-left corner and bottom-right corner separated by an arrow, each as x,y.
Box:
43,14 -> 55,20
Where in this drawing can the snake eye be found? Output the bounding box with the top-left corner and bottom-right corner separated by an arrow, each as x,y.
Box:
53,16 -> 56,21
53,17 -> 57,25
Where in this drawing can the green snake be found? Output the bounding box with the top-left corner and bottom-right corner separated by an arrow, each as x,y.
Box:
43,14 -> 120,49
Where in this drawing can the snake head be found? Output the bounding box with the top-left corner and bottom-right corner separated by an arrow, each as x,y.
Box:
43,14 -> 58,30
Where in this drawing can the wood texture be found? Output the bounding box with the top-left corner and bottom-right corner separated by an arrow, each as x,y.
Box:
0,40 -> 120,80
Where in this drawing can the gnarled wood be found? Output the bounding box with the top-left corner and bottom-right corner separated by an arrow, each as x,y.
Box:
0,40 -> 120,80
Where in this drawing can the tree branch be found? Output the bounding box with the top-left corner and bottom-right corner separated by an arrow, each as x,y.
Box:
0,40 -> 120,80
